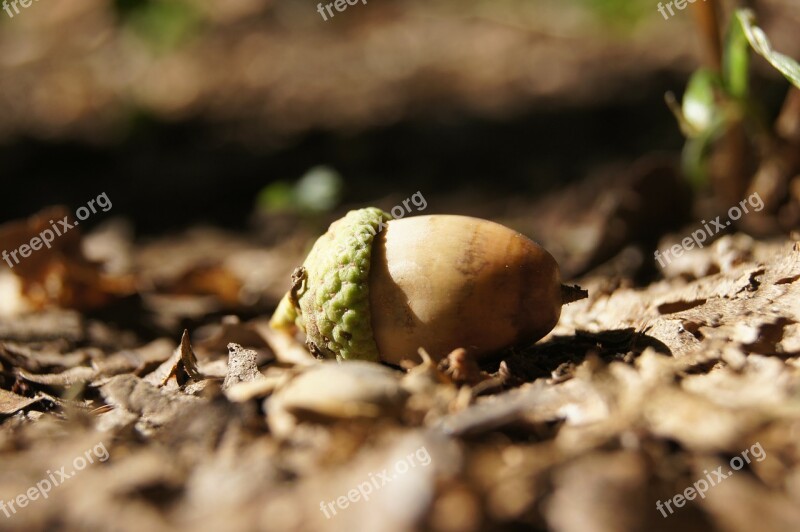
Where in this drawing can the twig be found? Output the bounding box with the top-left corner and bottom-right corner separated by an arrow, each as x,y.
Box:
690,0 -> 723,70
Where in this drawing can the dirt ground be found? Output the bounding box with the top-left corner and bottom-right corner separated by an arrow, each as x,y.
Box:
0,213 -> 799,531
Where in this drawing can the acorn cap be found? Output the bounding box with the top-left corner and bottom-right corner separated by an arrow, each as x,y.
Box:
269,207 -> 392,361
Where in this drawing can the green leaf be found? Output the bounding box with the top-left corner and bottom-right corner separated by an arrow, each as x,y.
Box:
669,70 -> 730,188
293,166 -> 343,213
256,166 -> 344,215
575,0 -> 650,29
257,181 -> 294,213
669,69 -> 723,138
723,9 -> 750,99
736,9 -> 800,89
115,0 -> 201,53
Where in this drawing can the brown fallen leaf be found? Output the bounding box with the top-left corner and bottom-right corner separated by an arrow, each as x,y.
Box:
0,206 -> 135,311
0,388 -> 49,415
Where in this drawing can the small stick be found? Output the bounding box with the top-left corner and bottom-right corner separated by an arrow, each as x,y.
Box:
690,0 -> 723,71
561,284 -> 588,305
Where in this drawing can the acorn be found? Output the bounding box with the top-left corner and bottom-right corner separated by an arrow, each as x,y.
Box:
270,208 -> 586,365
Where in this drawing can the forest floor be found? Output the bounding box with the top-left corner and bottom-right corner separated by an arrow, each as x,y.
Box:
1,212 -> 799,532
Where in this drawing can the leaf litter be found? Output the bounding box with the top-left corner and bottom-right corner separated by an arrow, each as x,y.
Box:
1,227 -> 800,531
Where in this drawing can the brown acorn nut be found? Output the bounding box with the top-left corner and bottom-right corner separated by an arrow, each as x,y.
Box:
270,208 -> 586,364
371,214 -> 567,364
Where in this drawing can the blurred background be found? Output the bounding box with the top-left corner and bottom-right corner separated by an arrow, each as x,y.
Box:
0,0 -> 793,229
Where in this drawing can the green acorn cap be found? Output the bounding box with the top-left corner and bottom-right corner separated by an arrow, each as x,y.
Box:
269,207 -> 392,362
